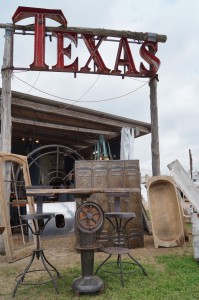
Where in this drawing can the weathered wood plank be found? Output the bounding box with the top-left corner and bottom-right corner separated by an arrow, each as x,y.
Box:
12,98 -> 151,133
26,187 -> 140,195
168,159 -> 199,212
12,117 -> 118,137
0,23 -> 167,43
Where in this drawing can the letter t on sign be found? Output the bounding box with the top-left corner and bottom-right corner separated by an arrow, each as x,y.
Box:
12,6 -> 67,69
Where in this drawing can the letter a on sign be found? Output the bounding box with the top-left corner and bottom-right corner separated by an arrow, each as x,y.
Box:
112,37 -> 140,76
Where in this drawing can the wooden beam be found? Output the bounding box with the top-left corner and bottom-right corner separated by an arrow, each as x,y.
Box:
12,98 -> 151,134
12,117 -> 119,137
12,125 -> 99,149
12,131 -> 96,149
0,23 -> 167,43
26,187 -> 140,195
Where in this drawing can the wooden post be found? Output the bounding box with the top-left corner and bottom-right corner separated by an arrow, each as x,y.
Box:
1,25 -> 13,151
0,25 -> 14,253
189,149 -> 193,179
149,75 -> 160,176
191,213 -> 199,261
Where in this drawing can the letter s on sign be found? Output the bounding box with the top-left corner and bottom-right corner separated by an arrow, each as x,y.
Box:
139,42 -> 161,77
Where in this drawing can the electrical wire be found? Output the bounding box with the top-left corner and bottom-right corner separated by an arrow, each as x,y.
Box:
77,75 -> 100,101
129,77 -> 148,82
13,73 -> 149,104
11,72 -> 41,99
25,72 -> 41,94
63,75 -> 100,109
13,72 -> 100,110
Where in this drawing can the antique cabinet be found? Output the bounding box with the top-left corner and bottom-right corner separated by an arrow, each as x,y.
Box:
75,160 -> 144,248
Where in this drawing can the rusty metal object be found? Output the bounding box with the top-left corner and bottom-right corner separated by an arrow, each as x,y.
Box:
76,202 -> 104,233
72,202 -> 104,296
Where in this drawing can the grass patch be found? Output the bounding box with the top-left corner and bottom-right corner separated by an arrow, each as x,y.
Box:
2,254 -> 199,299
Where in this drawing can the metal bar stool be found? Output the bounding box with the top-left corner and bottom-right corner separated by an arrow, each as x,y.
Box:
12,213 -> 61,297
95,193 -> 147,286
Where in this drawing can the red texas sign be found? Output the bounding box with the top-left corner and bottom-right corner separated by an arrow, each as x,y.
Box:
12,6 -> 161,77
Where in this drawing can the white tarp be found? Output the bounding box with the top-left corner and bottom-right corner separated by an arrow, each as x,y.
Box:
167,159 -> 199,212
120,127 -> 134,160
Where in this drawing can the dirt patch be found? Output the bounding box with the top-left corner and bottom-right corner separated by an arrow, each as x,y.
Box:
0,230 -> 193,268
39,231 -> 193,268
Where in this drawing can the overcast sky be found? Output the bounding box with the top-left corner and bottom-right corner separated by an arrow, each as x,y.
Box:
0,0 -> 199,176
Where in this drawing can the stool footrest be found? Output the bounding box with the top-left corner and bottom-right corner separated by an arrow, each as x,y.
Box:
12,249 -> 60,297
95,247 -> 147,286
15,269 -> 60,285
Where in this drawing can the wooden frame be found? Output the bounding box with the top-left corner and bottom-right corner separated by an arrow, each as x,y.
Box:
0,151 -> 35,262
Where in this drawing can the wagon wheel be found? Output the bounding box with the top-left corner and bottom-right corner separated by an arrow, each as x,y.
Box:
76,202 -> 104,233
